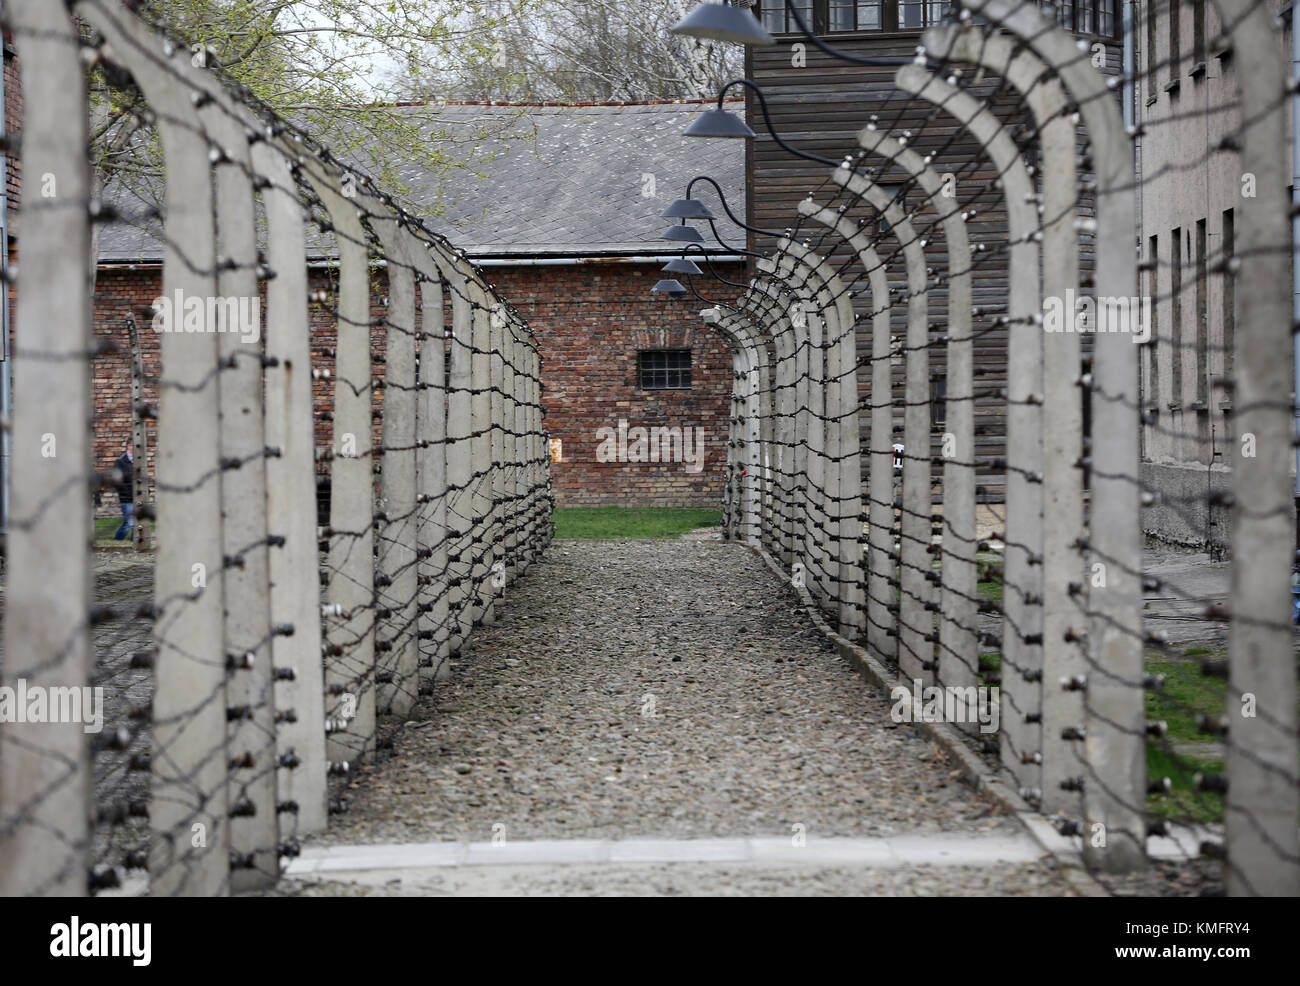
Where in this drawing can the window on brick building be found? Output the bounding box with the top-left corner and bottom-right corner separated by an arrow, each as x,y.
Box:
638,350 -> 692,390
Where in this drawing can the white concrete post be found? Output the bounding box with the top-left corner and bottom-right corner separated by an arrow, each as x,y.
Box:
252,135 -> 328,837
416,276 -> 451,681
772,249 -> 832,606
801,212 -> 895,663
468,284 -> 493,626
486,303 -> 505,620
444,264 -> 475,653
1214,0 -> 1300,895
0,0 -> 94,897
965,0 -> 1147,873
896,62 -> 1044,800
856,125 -> 979,730
200,93 -> 278,892
926,19 -> 1088,808
747,281 -> 803,570
297,162 -> 376,768
791,213 -> 867,641
833,168 -> 935,685
371,221 -> 419,717
78,1 -> 232,895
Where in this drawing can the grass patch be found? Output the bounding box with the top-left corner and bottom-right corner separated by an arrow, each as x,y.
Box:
1143,652 -> 1229,822
552,507 -> 721,540
1141,648 -> 1300,824
1145,656 -> 1227,744
1147,744 -> 1224,824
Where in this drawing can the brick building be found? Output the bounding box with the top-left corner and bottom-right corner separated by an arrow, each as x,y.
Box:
90,100 -> 750,510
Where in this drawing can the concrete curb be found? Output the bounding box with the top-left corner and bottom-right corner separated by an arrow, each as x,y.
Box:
751,544 -> 1108,897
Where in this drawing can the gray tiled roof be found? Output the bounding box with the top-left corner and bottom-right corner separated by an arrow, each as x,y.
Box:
97,100 -> 747,262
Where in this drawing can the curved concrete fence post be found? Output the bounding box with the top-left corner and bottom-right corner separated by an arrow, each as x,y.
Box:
1213,0 -> 1298,897
761,254 -> 830,604
760,267 -> 815,579
792,256 -> 834,607
855,123 -> 978,730
738,313 -> 776,547
829,168 -> 934,685
368,218 -> 420,719
0,0 -> 94,897
718,309 -> 772,545
748,277 -> 807,573
703,306 -> 763,545
925,19 -> 1085,810
198,84 -> 277,893
701,307 -> 747,539
720,352 -> 741,538
738,288 -> 785,554
894,62 -> 1044,803
736,293 -> 791,555
770,249 -> 832,607
293,157 -> 377,770
783,236 -> 865,640
737,291 -> 791,557
416,274 -> 451,682
739,312 -> 777,547
798,209 -> 895,664
250,124 -> 328,839
76,0 -> 231,896
961,0 -> 1147,874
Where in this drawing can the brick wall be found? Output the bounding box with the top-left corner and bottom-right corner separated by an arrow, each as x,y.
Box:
88,259 -> 744,511
485,262 -> 741,508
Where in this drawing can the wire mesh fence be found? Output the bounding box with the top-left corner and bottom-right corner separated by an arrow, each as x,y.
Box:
688,0 -> 1298,895
0,0 -> 552,896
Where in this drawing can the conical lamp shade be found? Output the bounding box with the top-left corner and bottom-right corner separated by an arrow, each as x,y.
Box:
661,198 -> 716,220
662,258 -> 704,275
660,224 -> 706,243
670,3 -> 775,46
651,279 -> 688,297
683,108 -> 756,139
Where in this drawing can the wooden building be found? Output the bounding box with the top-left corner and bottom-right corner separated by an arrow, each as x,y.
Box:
737,0 -> 1125,503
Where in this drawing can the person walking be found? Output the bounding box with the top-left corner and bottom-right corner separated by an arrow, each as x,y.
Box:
113,444 -> 134,541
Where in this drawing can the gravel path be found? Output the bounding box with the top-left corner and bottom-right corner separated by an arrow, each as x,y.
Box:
307,538 -> 1079,895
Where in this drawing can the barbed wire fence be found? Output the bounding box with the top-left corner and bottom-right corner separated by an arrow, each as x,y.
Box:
0,0 -> 553,896
691,0 -> 1297,895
